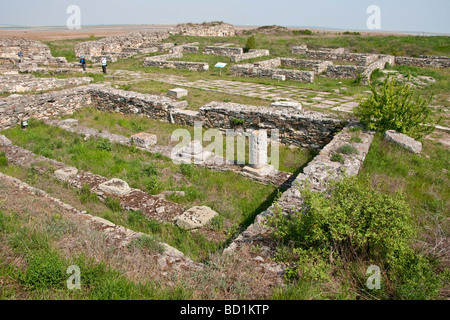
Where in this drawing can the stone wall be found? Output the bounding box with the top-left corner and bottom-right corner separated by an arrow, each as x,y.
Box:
326,65 -> 364,79
196,101 -> 344,148
0,86 -> 93,130
230,64 -> 315,83
204,46 -> 243,56
0,74 -> 92,93
0,85 -> 345,149
0,38 -> 71,71
281,58 -> 332,74
175,22 -> 236,37
394,56 -> 450,68
144,59 -> 210,71
360,54 -> 395,85
230,49 -> 270,63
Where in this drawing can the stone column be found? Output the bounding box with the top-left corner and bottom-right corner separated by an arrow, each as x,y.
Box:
243,130 -> 274,177
249,130 -> 268,169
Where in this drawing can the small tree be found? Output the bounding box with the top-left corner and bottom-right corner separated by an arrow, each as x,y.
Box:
244,36 -> 256,53
354,76 -> 440,140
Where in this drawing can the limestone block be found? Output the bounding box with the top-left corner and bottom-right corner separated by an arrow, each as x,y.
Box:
98,178 -> 132,196
384,130 -> 422,154
54,167 -> 78,181
131,132 -> 157,149
243,165 -> 275,177
176,206 -> 219,230
270,101 -> 302,111
0,135 -> 12,146
168,88 -> 188,99
272,74 -> 286,81
59,119 -> 78,127
249,130 -> 268,169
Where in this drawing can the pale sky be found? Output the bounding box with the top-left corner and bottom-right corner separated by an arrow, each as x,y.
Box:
1,0 -> 449,34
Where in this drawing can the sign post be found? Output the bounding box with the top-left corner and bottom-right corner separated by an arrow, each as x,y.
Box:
214,62 -> 227,75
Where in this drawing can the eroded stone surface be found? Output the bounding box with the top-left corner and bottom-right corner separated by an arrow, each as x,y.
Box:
384,130 -> 422,154
98,178 -> 132,196
131,132 -> 157,149
176,206 -> 219,230
168,88 -> 188,99
54,167 -> 78,182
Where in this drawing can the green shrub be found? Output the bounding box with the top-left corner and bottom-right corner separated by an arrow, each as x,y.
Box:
0,152 -> 8,167
338,144 -> 358,155
105,196 -> 122,212
142,163 -> 158,177
231,117 -> 245,126
144,175 -> 160,193
209,215 -> 224,231
331,153 -> 345,163
355,76 -> 439,139
244,36 -> 256,53
97,138 -> 112,152
301,29 -> 313,35
265,176 -> 418,291
180,163 -> 194,177
350,136 -> 363,143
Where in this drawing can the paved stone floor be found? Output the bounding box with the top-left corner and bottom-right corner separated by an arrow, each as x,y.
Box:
109,70 -> 359,113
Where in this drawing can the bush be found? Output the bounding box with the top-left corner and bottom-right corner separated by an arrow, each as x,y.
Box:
301,29 -> 313,35
338,144 -> 358,155
355,76 -> 439,139
0,152 -> 8,167
331,153 -> 345,163
97,138 -> 112,152
264,176 -> 435,296
142,163 -> 158,177
244,36 -> 256,53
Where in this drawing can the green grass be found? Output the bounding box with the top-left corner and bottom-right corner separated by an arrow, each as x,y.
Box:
0,209 -> 192,300
360,134 -> 449,236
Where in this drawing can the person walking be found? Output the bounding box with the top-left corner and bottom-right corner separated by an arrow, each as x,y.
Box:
80,56 -> 86,72
101,57 -> 107,74
18,51 -> 24,63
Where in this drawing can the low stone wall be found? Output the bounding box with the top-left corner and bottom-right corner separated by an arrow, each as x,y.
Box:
143,60 -> 209,71
197,101 -> 344,148
175,22 -> 236,37
326,65 -> 364,79
281,58 -> 332,74
0,74 -> 92,93
204,46 -> 243,56
0,86 -> 93,130
230,49 -> 270,62
361,55 -> 395,85
395,56 -> 450,68
254,58 -> 281,68
230,64 -> 314,83
0,85 -> 345,149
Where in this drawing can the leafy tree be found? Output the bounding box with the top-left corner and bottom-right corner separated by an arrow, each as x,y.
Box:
244,36 -> 257,53
354,76 -> 440,140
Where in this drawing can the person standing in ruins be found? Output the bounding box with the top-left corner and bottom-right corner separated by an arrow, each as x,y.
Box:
101,57 -> 107,74
80,56 -> 86,72
18,51 -> 24,63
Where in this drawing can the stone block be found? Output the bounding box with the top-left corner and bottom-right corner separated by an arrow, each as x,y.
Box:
98,178 -> 132,196
59,119 -> 78,127
54,167 -> 78,181
272,74 -> 286,81
0,134 -> 12,146
176,206 -> 219,230
243,165 -> 275,177
270,101 -> 302,111
384,130 -> 422,154
131,132 -> 157,149
168,88 -> 188,99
